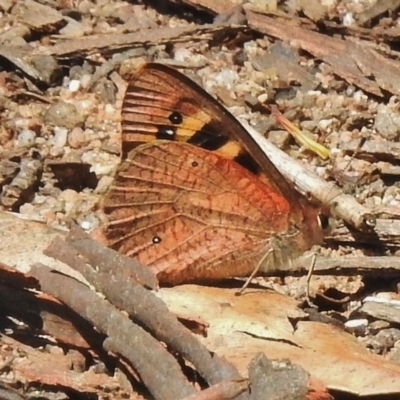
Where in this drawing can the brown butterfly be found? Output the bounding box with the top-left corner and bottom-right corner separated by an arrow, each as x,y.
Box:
97,63 -> 327,285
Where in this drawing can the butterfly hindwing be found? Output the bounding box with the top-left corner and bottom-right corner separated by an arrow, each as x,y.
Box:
101,141 -> 304,284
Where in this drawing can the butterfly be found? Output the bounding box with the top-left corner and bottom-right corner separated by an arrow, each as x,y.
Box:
97,63 -> 327,285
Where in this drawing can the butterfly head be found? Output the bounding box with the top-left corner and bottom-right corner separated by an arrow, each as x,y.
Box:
295,197 -> 330,251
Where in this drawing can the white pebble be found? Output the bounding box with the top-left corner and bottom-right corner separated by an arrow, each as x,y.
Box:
14,118 -> 29,130
213,69 -> 239,90
80,220 -> 92,230
342,12 -> 354,27
257,93 -> 269,103
80,74 -> 91,89
51,127 -> 68,148
76,99 -> 93,112
345,319 -> 368,329
344,319 -> 368,335
330,148 -> 341,155
318,119 -> 334,130
173,48 -> 192,62
105,103 -> 116,114
69,79 -> 81,92
17,129 -> 36,146
353,91 -> 367,102
307,90 -> 322,96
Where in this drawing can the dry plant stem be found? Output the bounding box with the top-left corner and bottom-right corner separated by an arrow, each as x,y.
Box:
317,292 -> 350,304
242,122 -> 373,231
44,227 -> 157,290
29,263 -> 196,400
183,378 -> 249,400
46,227 -> 242,385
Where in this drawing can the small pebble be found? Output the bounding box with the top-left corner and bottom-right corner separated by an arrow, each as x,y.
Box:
353,91 -> 367,102
51,127 -> 68,148
93,80 -> 116,104
342,12 -> 354,26
369,320 -> 391,335
104,103 -> 116,117
80,220 -> 92,230
78,0 -> 93,13
268,130 -> 290,148
173,47 -> 192,62
49,147 -> 65,158
68,127 -> 89,149
318,119 -> 334,130
58,189 -> 81,213
213,69 -> 239,90
69,79 -> 81,92
375,329 -> 400,350
257,93 -> 269,103
76,99 -> 94,113
80,74 -> 92,89
31,55 -> 59,85
44,101 -> 84,129
14,118 -> 29,130
60,17 -> 88,37
373,110 -> 400,140
344,318 -> 369,336
17,129 -> 36,146
69,66 -> 84,80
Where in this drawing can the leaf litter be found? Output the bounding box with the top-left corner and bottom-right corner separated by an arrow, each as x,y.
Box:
1,0 -> 400,398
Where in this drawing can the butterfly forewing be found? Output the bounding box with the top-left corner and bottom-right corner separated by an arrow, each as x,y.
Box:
121,63 -> 306,214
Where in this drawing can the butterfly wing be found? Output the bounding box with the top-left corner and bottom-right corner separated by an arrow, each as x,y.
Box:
98,63 -> 325,284
121,63 -> 304,218
101,141 -> 322,285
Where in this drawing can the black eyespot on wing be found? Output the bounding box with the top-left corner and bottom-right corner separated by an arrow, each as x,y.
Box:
169,111 -> 183,125
157,126 -> 176,140
191,160 -> 199,167
152,236 -> 162,244
234,151 -> 261,175
188,121 -> 229,150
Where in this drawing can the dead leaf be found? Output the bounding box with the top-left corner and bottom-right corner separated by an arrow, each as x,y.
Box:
158,285 -> 400,396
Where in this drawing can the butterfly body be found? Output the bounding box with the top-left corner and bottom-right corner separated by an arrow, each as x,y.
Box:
98,63 -> 325,285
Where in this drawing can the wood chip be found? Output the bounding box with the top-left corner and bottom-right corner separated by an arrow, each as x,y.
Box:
246,9 -> 400,97
44,24 -> 248,58
12,0 -> 65,33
